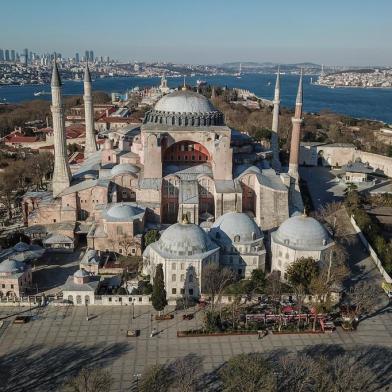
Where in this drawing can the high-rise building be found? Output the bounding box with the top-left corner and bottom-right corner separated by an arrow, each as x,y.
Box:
85,50 -> 89,62
0,49 -> 4,61
23,48 -> 28,65
89,50 -> 94,63
29,51 -> 32,61
10,50 -> 15,62
75,52 -> 79,63
5,49 -> 10,61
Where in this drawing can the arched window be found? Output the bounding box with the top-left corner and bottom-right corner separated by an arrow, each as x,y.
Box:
234,235 -> 240,243
172,274 -> 176,282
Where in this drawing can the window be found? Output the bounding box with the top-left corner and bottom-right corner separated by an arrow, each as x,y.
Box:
180,288 -> 185,294
180,274 -> 185,282
172,263 -> 176,270
172,274 -> 176,282
238,269 -> 242,275
1,284 -> 4,288
108,297 -> 112,302
172,288 -> 177,294
10,284 -> 14,289
117,226 -> 123,235
119,249 -> 123,254
180,263 -> 184,270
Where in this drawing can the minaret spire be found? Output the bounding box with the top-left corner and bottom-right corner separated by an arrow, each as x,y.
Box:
288,69 -> 304,178
83,62 -> 97,157
182,75 -> 187,91
271,66 -> 281,171
51,59 -> 71,197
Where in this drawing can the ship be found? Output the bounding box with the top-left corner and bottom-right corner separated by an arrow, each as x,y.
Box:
196,79 -> 207,86
235,63 -> 242,78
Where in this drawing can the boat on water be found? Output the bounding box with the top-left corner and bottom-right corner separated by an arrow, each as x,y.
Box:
196,79 -> 206,86
33,91 -> 50,96
267,81 -> 271,86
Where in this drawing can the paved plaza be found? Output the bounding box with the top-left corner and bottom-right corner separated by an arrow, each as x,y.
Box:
0,301 -> 391,392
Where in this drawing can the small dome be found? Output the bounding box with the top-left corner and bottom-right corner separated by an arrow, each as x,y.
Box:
106,203 -> 144,220
110,163 -> 140,177
74,269 -> 89,278
211,212 -> 263,245
0,259 -> 25,274
154,90 -> 216,114
273,215 -> 331,250
156,222 -> 217,257
13,241 -> 30,252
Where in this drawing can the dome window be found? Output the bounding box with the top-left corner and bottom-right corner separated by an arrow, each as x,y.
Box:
234,235 -> 240,243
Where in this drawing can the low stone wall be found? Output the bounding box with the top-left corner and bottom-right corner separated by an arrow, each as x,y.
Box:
94,295 -> 151,306
350,215 -> 392,283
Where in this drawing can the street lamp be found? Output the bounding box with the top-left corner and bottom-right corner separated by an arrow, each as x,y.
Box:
132,298 -> 135,319
85,303 -> 89,321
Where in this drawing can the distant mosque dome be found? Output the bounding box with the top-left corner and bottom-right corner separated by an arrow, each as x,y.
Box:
105,203 -> 144,221
154,222 -> 218,257
144,90 -> 224,127
0,259 -> 25,275
210,212 -> 263,245
110,163 -> 140,177
273,215 -> 331,250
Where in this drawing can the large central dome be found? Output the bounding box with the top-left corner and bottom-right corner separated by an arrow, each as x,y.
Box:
155,90 -> 216,114
144,89 -> 225,127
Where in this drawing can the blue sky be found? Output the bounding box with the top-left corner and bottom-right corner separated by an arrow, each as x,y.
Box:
1,0 -> 391,65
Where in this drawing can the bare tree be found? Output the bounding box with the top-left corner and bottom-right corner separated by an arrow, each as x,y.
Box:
219,353 -> 276,392
201,262 -> 234,313
139,364 -> 170,392
265,271 -> 283,303
314,201 -> 352,242
170,354 -> 203,392
62,368 -> 113,392
346,282 -> 379,325
118,236 -> 139,256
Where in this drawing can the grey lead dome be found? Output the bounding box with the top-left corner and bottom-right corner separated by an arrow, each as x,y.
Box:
210,212 -> 263,245
273,215 -> 331,250
154,90 -> 216,114
156,222 -> 217,257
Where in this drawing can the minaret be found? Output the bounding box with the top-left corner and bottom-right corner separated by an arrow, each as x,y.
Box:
51,60 -> 71,197
271,67 -> 281,171
83,63 -> 97,157
288,69 -> 303,178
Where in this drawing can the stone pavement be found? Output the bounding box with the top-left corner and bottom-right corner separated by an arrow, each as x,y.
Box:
0,303 -> 391,391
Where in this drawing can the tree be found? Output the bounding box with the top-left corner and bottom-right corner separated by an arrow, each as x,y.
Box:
118,236 -> 139,256
144,229 -> 160,248
346,282 -> 379,326
286,257 -> 319,294
314,202 -> 350,241
265,271 -> 283,304
62,368 -> 113,392
169,354 -> 202,392
201,262 -> 234,313
139,364 -> 170,392
151,264 -> 167,314
250,269 -> 266,294
218,353 -> 276,392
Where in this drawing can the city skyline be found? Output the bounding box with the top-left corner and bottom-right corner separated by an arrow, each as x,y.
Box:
1,0 -> 392,66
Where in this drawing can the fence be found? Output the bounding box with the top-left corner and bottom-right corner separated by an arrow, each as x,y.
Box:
350,215 -> 392,283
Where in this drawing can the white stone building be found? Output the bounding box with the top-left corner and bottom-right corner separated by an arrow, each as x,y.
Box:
271,215 -> 334,281
143,221 -> 220,298
62,269 -> 100,305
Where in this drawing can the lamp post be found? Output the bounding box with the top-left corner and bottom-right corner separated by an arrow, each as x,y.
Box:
132,298 -> 135,319
85,303 -> 89,321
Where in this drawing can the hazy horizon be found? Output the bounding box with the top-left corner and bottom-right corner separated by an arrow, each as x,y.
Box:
1,0 -> 392,66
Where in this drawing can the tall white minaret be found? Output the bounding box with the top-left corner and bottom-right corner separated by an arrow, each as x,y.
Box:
51,60 -> 71,197
288,69 -> 304,179
83,63 -> 97,157
271,67 -> 281,171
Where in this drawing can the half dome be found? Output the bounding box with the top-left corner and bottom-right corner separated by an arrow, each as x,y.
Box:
110,163 -> 140,177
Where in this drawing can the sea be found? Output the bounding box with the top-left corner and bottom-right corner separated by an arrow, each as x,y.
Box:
1,74 -> 392,124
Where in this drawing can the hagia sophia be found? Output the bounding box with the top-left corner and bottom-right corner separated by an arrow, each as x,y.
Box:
18,62 -> 334,300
